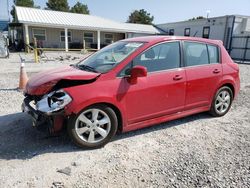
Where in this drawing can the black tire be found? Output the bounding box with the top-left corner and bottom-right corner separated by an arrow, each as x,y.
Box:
68,104 -> 118,149
209,86 -> 233,117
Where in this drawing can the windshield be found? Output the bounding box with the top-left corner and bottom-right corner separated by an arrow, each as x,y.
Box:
76,41 -> 144,73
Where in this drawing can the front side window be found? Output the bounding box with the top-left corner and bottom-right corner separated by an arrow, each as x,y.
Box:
60,31 -> 72,42
203,27 -> 210,38
132,42 -> 180,73
33,29 -> 46,41
104,33 -> 113,44
208,45 -> 219,63
184,42 -> 209,66
77,41 -> 144,73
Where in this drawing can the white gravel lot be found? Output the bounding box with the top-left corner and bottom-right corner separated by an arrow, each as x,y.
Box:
0,53 -> 249,188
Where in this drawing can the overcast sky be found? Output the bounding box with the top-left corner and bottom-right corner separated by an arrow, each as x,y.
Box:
10,0 -> 250,24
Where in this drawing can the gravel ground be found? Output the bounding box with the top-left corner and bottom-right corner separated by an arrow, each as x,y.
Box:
0,53 -> 249,188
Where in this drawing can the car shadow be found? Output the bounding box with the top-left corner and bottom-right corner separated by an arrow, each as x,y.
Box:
0,112 -> 212,160
114,112 -> 212,141
0,112 -> 79,160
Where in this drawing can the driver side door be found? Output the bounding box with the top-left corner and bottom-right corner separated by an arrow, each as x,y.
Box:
119,41 -> 186,126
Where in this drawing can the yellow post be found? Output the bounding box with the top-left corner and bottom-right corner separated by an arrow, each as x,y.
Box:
33,37 -> 39,63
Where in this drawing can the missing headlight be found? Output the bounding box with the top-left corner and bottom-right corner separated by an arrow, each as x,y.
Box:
36,90 -> 72,115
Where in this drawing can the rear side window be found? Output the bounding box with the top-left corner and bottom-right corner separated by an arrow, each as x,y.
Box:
184,42 -> 209,66
208,45 -> 219,63
133,42 -> 180,72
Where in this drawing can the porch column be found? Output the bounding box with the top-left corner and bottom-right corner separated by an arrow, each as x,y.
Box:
65,28 -> 68,52
24,24 -> 30,53
97,30 -> 101,50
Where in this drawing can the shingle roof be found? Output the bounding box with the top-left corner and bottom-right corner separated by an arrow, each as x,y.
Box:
15,6 -> 161,34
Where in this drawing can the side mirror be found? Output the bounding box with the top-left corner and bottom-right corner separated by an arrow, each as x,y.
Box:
128,66 -> 147,84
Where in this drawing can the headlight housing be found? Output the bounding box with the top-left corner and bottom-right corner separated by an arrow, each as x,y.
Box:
36,89 -> 72,114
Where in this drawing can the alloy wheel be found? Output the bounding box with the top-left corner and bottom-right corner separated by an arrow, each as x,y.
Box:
75,108 -> 111,143
215,90 -> 231,114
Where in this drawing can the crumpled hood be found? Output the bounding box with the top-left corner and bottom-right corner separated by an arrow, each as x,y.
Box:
25,65 -> 100,95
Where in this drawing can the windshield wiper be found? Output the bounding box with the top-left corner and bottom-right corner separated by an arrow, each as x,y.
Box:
77,64 -> 99,73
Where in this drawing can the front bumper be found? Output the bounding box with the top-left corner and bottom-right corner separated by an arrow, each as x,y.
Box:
22,97 -> 65,133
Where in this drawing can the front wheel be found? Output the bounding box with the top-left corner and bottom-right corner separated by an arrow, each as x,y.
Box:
68,105 -> 118,148
209,86 -> 233,117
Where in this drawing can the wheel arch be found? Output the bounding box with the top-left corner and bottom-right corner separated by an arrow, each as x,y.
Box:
94,102 -> 123,133
70,101 -> 124,133
209,79 -> 236,109
220,83 -> 235,98
217,78 -> 236,99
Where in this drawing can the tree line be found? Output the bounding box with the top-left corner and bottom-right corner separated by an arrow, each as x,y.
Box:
11,0 -> 154,24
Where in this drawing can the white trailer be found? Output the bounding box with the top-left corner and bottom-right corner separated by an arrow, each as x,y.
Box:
157,15 -> 250,62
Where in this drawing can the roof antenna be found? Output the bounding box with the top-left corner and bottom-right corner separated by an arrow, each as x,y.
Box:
206,10 -> 211,19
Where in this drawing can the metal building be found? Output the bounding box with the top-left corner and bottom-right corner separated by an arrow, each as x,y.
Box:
157,15 -> 250,62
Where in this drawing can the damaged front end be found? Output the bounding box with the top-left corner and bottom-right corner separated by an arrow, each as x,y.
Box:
22,90 -> 72,133
21,65 -> 101,133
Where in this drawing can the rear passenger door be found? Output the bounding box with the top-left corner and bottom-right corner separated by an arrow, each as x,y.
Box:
183,41 -> 222,110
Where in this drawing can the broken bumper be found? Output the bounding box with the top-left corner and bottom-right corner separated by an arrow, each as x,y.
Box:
22,97 -> 65,132
22,89 -> 72,132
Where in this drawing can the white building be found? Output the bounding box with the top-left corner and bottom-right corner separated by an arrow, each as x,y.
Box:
157,15 -> 250,61
14,6 -> 161,52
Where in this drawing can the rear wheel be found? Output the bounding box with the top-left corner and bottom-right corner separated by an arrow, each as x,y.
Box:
209,86 -> 233,117
68,105 -> 118,148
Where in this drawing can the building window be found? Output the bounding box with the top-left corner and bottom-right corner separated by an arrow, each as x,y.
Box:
169,29 -> 174,36
84,32 -> 94,43
104,33 -> 113,44
184,28 -> 190,36
33,29 -> 46,41
203,27 -> 210,38
60,31 -> 72,42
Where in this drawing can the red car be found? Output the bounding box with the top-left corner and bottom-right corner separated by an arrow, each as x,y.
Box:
22,36 -> 240,148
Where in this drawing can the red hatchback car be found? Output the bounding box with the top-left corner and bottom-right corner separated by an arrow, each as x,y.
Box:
22,36 -> 240,148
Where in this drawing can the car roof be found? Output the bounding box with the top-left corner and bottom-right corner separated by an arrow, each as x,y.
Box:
122,36 -> 222,46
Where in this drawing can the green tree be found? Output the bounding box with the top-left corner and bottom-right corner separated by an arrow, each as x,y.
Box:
11,0 -> 35,22
46,0 -> 69,12
70,2 -> 89,14
127,9 -> 154,25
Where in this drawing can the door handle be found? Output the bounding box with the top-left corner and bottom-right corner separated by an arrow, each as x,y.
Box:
173,75 -> 183,81
213,69 -> 221,74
